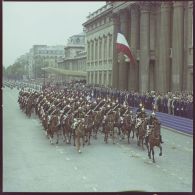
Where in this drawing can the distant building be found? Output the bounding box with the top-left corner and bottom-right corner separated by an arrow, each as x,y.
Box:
28,45 -> 64,80
55,33 -> 87,83
83,2 -> 113,87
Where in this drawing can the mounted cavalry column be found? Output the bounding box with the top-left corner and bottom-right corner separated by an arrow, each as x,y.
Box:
139,2 -> 150,93
172,1 -> 184,91
112,14 -> 120,89
118,9 -> 129,90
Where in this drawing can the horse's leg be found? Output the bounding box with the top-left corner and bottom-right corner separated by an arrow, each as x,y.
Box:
159,145 -> 162,156
68,129 -> 72,144
49,131 -> 54,144
141,137 -> 144,150
149,145 -> 152,159
132,126 -> 135,139
128,130 -> 130,144
56,129 -> 59,144
73,130 -> 76,146
82,134 -> 85,147
78,136 -> 81,153
146,142 -> 150,158
112,129 -> 115,144
152,148 -> 155,163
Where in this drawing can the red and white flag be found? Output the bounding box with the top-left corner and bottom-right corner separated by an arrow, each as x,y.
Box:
116,33 -> 136,65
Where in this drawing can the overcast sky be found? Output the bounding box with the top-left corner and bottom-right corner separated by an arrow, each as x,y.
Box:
3,1 -> 106,68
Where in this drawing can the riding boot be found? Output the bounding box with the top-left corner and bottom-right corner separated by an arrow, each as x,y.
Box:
160,135 -> 164,143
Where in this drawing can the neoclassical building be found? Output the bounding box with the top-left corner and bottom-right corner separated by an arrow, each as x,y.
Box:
56,33 -> 87,83
84,1 -> 193,92
83,3 -> 113,87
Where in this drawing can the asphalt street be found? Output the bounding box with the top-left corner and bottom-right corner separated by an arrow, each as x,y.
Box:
3,87 -> 193,192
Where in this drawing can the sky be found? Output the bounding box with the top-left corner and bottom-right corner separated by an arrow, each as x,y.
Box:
3,1 -> 106,68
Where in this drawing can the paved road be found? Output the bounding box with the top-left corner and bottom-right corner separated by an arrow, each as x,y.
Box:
3,87 -> 193,192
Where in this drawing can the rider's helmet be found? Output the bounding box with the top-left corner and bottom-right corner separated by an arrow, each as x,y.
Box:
151,111 -> 155,117
141,107 -> 145,112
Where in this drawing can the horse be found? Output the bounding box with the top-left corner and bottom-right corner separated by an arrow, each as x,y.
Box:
120,115 -> 132,144
93,111 -> 102,139
136,118 -> 147,149
146,120 -> 162,163
84,115 -> 94,145
62,114 -> 73,144
75,119 -> 85,153
104,113 -> 116,144
47,114 -> 61,144
112,111 -> 121,136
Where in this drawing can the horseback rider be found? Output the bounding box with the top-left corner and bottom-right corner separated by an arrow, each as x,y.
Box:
145,111 -> 164,144
136,103 -> 143,114
137,107 -> 147,119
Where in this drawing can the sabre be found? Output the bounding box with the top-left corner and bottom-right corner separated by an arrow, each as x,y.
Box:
112,103 -> 119,111
93,99 -> 105,111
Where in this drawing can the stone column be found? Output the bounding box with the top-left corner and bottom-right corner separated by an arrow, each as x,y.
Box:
172,1 -> 184,91
158,2 -> 171,92
104,35 -> 107,65
97,70 -> 100,85
129,4 -> 139,91
97,37 -> 100,65
112,13 -> 120,89
139,2 -> 150,93
183,2 -> 188,91
106,70 -> 109,86
154,3 -> 161,92
187,1 -> 193,91
89,71 -> 91,83
94,39 -> 96,64
118,9 -> 129,90
107,34 -> 110,66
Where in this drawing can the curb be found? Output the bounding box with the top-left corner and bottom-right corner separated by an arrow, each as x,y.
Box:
162,125 -> 193,137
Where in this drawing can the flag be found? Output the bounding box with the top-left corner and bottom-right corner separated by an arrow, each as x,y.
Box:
116,33 -> 137,65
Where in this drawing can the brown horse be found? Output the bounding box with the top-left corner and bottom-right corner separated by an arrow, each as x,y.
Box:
75,119 -> 85,153
120,115 -> 132,144
93,111 -> 102,139
136,118 -> 147,149
84,115 -> 94,145
47,115 -> 61,144
104,113 -> 116,144
146,120 -> 162,163
62,114 -> 73,144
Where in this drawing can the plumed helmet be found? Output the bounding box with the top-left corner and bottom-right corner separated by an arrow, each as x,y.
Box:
152,112 -> 155,116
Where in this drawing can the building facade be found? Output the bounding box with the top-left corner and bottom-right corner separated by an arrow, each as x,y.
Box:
56,33 -> 87,83
83,3 -> 113,87
84,1 -> 193,92
28,45 -> 64,79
